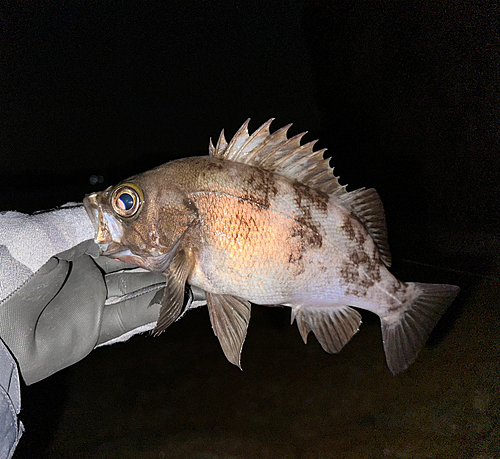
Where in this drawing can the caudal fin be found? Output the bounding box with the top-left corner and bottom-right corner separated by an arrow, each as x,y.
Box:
381,283 -> 459,375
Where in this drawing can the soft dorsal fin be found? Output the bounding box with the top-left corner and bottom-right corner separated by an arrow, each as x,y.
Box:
336,188 -> 392,267
209,118 -> 347,196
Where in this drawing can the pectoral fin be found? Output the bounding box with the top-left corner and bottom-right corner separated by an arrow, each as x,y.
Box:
154,251 -> 193,335
206,293 -> 251,369
291,305 -> 362,353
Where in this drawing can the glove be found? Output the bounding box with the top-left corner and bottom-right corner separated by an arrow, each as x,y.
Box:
0,205 -> 205,385
0,338 -> 23,458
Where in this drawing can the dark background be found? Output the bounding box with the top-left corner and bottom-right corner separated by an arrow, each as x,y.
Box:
2,1 -> 499,457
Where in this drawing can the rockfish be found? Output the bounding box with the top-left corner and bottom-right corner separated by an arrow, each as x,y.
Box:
84,119 -> 459,374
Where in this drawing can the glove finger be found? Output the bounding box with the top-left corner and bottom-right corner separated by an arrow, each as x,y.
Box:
105,271 -> 166,297
191,285 -> 206,302
56,239 -> 100,261
97,287 -> 163,345
94,256 -> 143,274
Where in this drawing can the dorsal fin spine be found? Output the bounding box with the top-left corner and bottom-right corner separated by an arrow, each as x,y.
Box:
301,157 -> 331,183
277,147 -> 326,179
209,118 -> 347,196
227,118 -> 250,158
254,124 -> 292,161
225,120 -> 250,160
235,118 -> 273,163
214,129 -> 228,157
259,132 -> 307,169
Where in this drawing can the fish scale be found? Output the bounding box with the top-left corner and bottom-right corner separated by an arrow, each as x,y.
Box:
188,191 -> 311,303
84,119 -> 459,375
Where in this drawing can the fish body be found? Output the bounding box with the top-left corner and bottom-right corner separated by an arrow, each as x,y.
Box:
84,119 -> 459,374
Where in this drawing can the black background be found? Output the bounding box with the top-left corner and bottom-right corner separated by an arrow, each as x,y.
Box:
3,1 -> 498,235
2,1 -> 499,457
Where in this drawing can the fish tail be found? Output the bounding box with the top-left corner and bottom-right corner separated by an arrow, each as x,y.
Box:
381,282 -> 459,375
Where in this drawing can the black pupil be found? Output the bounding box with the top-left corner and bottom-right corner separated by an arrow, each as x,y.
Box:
119,192 -> 135,211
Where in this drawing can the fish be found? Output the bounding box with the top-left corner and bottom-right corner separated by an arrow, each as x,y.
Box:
83,119 -> 459,374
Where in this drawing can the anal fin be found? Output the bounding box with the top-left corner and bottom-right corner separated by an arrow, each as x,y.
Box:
291,305 -> 362,353
153,251 -> 192,335
206,293 -> 251,369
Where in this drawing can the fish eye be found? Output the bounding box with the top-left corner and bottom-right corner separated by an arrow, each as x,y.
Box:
111,183 -> 143,218
117,192 -> 134,210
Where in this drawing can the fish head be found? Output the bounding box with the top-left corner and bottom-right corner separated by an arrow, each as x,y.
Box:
83,172 -> 198,270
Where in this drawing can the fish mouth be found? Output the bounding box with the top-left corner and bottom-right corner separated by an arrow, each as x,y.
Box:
83,192 -> 124,255
83,194 -> 100,233
83,191 -> 141,263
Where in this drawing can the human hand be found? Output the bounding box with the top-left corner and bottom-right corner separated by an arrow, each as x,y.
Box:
0,205 -> 205,385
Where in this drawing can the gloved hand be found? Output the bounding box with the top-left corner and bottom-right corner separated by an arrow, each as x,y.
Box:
0,204 -> 205,385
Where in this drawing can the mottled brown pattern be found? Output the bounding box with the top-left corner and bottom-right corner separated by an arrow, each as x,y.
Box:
386,280 -> 409,312
294,182 -> 328,213
241,167 -> 279,209
293,203 -> 317,239
340,214 -> 367,246
232,205 -> 259,243
286,221 -> 323,275
349,249 -> 370,266
290,182 -> 328,249
287,244 -> 305,274
243,170 -> 258,188
340,245 -> 382,298
339,265 -> 358,285
262,173 -> 279,206
205,160 -> 225,171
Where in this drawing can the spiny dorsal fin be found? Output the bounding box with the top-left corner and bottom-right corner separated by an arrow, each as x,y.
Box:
336,188 -> 392,267
209,118 -> 346,196
209,119 -> 392,265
